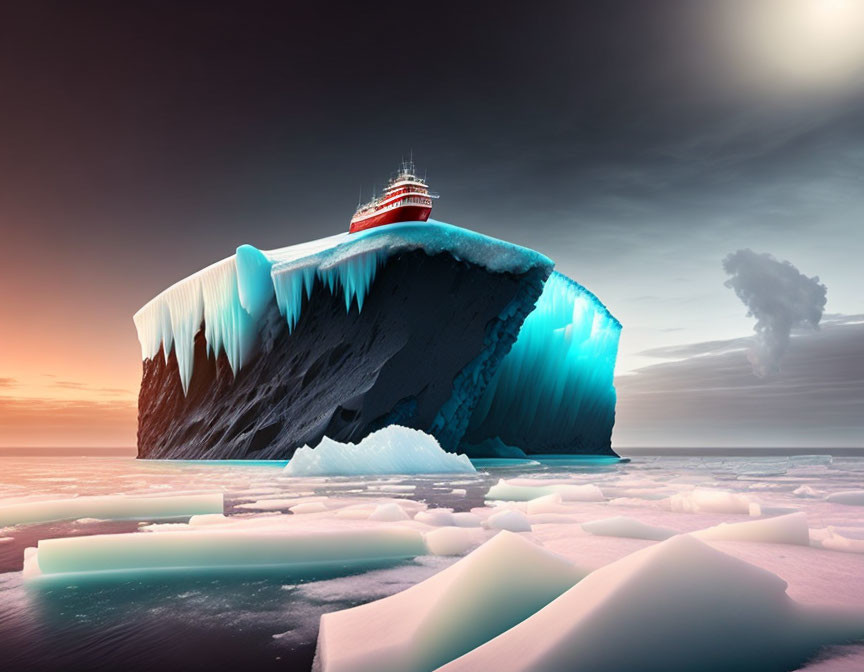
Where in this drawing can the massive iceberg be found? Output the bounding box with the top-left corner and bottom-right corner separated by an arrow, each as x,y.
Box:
133,221 -> 621,459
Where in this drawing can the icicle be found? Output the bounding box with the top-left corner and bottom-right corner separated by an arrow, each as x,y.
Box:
133,221 -> 556,397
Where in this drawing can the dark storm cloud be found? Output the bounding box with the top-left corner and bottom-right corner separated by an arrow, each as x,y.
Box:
614,319 -> 864,448
723,250 -> 828,377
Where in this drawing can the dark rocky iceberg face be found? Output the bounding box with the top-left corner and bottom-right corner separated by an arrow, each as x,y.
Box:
134,222 -> 621,459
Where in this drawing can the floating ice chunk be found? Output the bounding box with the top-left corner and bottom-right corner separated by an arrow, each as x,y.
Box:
451,513 -> 482,527
451,489 -> 467,496
369,503 -> 410,522
414,509 -> 482,528
0,492 -> 223,527
236,497 -> 326,511
486,479 -> 604,502
290,502 -> 330,514
826,491 -> 864,506
581,516 -> 677,541
793,485 -> 821,498
0,537 -> 13,544
665,488 -> 753,514
694,512 -> 811,546
284,426 -> 475,477
526,493 -> 573,515
425,527 -> 487,556
188,514 -> 231,526
24,526 -> 427,580
415,509 -> 456,526
368,485 -> 416,492
810,527 -> 864,554
440,534 -> 864,672
486,509 -> 532,532
314,531 -> 584,672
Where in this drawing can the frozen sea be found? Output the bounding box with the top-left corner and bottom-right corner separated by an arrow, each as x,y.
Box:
1,453 -> 863,672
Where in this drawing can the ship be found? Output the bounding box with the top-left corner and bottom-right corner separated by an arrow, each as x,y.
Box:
349,159 -> 438,234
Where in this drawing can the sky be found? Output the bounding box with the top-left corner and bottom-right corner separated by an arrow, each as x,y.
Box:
0,0 -> 862,449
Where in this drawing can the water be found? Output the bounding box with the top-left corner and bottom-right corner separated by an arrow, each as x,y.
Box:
1,455 -> 863,671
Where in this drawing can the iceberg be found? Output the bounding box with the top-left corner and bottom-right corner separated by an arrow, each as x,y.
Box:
283,426 -> 475,476
314,531 -> 584,672
134,220 -> 621,459
439,534 -> 864,672
0,492 -> 223,527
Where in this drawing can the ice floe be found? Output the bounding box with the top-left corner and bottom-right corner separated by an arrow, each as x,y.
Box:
314,531 -> 584,672
425,527 -> 487,556
581,516 -> 677,541
826,491 -> 864,506
486,478 -> 604,502
694,512 -> 811,546
810,527 -> 864,554
368,503 -> 410,522
439,534 -> 864,671
485,509 -> 532,532
23,523 -> 427,580
0,492 -> 223,527
414,509 -> 482,528
665,487 -> 754,514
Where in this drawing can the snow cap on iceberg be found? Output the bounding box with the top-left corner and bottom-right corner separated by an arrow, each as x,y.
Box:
133,221 -> 553,393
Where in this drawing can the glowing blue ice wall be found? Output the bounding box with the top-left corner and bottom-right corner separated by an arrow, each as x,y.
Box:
467,271 -> 621,455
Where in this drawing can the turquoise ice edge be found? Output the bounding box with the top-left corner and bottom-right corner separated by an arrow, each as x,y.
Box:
162,456 -> 627,469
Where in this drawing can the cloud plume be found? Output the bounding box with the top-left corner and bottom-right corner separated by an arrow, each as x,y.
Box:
723,249 -> 827,377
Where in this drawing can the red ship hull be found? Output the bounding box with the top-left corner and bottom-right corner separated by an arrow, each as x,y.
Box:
349,204 -> 431,234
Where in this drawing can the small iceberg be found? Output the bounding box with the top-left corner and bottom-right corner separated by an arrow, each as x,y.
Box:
284,426 -> 475,477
